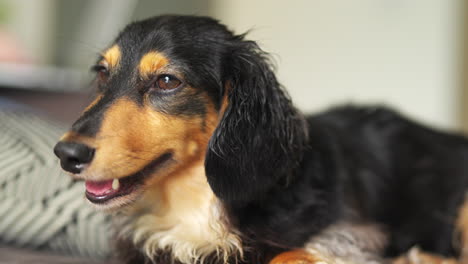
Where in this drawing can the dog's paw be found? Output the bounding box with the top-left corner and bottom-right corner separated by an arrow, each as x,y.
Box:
392,247 -> 457,264
269,250 -> 332,264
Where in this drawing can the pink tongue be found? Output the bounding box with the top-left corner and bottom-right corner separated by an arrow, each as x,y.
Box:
85,180 -> 114,195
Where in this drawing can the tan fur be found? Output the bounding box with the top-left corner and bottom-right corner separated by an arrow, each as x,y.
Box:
56,50 -> 246,263
109,100 -> 244,263
101,45 -> 121,69
63,97 -> 212,182
219,91 -> 229,120
456,197 -> 468,262
117,161 -> 243,264
82,93 -> 103,114
60,90 -> 242,263
139,51 -> 169,79
60,132 -> 95,148
270,250 -> 333,264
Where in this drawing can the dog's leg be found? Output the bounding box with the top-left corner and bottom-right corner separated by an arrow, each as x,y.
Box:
300,222 -> 388,264
392,247 -> 457,264
393,195 -> 468,264
269,249 -> 334,264
271,222 -> 388,264
457,196 -> 468,263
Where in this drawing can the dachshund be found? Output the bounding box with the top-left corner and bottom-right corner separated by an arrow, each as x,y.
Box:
53,15 -> 468,264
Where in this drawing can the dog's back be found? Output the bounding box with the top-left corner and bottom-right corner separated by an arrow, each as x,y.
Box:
309,105 -> 468,257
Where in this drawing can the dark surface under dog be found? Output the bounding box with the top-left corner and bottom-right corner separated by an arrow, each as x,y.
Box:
0,247 -> 115,264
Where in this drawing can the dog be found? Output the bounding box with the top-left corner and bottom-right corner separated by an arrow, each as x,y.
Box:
53,15 -> 468,264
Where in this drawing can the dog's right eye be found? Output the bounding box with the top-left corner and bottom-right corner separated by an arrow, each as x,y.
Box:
155,75 -> 182,91
91,64 -> 109,81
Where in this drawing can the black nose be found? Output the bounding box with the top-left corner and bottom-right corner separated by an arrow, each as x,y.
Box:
53,142 -> 95,173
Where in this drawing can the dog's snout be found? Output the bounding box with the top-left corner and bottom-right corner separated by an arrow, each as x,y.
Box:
54,141 -> 95,174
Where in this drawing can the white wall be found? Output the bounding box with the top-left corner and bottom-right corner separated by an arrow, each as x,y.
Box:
210,0 -> 463,129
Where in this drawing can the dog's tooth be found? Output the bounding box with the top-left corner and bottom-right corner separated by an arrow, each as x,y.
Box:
112,178 -> 120,190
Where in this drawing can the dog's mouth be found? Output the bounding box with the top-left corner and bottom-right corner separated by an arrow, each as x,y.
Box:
85,176 -> 140,204
84,152 -> 173,206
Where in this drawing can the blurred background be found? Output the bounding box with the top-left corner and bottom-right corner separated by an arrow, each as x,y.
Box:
0,0 -> 466,130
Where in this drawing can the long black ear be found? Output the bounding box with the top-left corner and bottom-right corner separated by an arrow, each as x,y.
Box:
205,37 -> 308,203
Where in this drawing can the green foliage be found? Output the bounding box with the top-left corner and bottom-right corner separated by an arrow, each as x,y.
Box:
0,1 -> 11,24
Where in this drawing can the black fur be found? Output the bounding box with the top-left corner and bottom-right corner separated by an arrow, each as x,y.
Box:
77,15 -> 468,263
205,36 -> 308,203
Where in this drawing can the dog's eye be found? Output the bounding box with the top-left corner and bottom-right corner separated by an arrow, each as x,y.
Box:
156,75 -> 182,90
91,65 -> 109,81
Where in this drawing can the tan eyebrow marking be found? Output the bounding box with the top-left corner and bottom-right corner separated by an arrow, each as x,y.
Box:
138,51 -> 169,78
101,45 -> 121,69
82,93 -> 103,114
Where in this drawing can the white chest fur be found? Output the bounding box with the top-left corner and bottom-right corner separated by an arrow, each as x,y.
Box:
115,164 -> 243,264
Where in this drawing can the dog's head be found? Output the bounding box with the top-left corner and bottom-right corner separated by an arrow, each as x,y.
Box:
54,15 -> 307,210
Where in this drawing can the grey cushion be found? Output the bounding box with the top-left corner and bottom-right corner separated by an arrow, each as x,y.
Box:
0,104 -> 112,259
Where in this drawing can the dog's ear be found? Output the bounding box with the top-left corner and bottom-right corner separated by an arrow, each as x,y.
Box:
205,37 -> 308,203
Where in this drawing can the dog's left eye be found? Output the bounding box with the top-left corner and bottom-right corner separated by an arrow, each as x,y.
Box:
91,64 -> 109,82
156,75 -> 182,90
